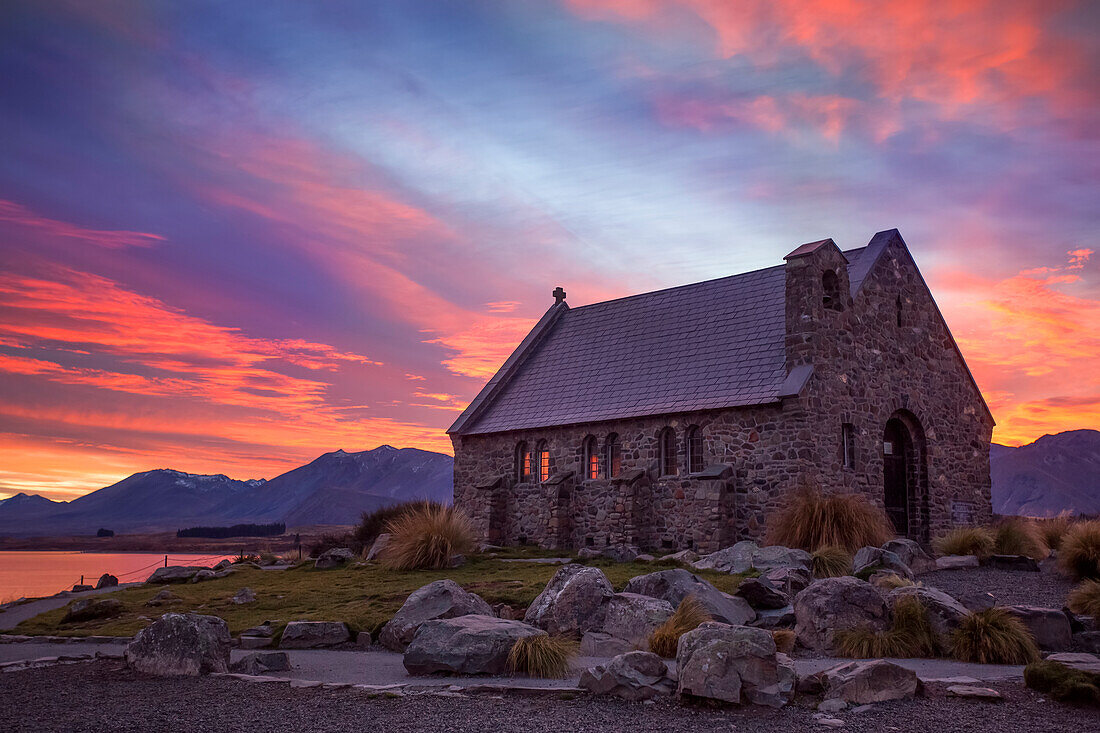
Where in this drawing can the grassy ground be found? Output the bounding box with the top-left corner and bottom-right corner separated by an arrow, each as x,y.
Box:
14,556 -> 749,639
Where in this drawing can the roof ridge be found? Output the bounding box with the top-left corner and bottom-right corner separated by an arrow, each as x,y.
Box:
570,261 -> 786,312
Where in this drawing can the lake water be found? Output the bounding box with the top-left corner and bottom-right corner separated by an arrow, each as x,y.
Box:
0,551 -> 238,600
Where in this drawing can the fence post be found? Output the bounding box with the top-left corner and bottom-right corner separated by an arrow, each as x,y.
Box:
164,555 -> 167,567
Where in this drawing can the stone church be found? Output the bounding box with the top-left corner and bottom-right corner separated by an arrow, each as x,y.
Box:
448,230 -> 994,553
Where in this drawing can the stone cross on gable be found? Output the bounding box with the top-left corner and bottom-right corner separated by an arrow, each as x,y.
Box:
552,286 -> 566,304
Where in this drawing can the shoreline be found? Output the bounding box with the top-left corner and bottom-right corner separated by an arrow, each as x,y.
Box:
0,525 -> 352,554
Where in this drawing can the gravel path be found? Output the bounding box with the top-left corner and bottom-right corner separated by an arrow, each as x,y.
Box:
923,565 -> 1075,609
3,660 -> 1098,733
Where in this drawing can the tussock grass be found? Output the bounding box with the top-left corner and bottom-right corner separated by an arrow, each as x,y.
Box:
993,518 -> 1048,560
950,608 -> 1039,665
767,485 -> 893,552
1035,513 -> 1073,553
811,545 -> 852,578
1059,520 -> 1100,581
771,629 -> 796,654
507,634 -> 577,678
380,504 -> 475,571
932,526 -> 995,559
1068,580 -> 1100,622
649,595 -> 711,658
1024,660 -> 1100,706
873,573 -> 917,590
833,595 -> 941,658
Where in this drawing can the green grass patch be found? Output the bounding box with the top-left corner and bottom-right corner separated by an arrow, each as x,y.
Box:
1024,660 -> 1100,706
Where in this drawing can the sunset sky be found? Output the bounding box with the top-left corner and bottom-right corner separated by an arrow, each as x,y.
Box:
1,1 -> 1097,500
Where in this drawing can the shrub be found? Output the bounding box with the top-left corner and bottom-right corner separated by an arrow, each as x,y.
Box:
1059,520 -> 1100,580
379,503 -> 475,571
993,518 -> 1048,560
766,485 -> 893,552
507,634 -> 577,678
649,595 -> 711,658
354,501 -> 443,553
950,608 -> 1039,665
811,545 -> 852,578
833,595 -> 940,658
1068,580 -> 1100,622
771,629 -> 796,654
308,533 -> 352,558
1024,660 -> 1100,707
232,551 -> 260,564
1035,513 -> 1072,552
932,526 -> 995,559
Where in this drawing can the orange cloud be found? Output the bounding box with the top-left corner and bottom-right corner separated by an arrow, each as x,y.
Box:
0,199 -> 164,249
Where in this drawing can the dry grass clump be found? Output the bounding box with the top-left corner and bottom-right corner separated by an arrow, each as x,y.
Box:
1035,513 -> 1073,553
507,634 -> 577,678
1068,580 -> 1100,622
767,486 -> 893,552
833,595 -> 941,659
993,518 -> 1049,560
1059,520 -> 1100,581
649,595 -> 711,658
873,573 -> 917,590
950,608 -> 1039,665
771,629 -> 796,654
379,503 -> 475,571
811,545 -> 852,578
932,526 -> 995,559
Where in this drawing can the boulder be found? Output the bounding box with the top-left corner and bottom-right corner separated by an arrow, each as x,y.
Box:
815,659 -> 920,703
71,584 -> 93,592
231,651 -> 291,675
794,577 -> 888,652
95,574 -> 119,589
1074,631 -> 1100,654
635,554 -> 656,563
577,547 -> 601,560
676,622 -> 796,707
379,579 -> 493,652
524,564 -> 614,636
947,685 -> 1003,700
752,545 -> 813,573
735,577 -> 790,610
659,549 -> 699,564
62,598 -> 124,623
693,542 -> 811,575
580,631 -> 634,657
125,612 -> 231,676
365,533 -> 391,562
279,621 -> 351,649
213,559 -> 232,571
602,544 -> 640,563
579,651 -> 675,700
1045,652 -> 1100,674
600,593 -> 674,647
936,555 -> 979,570
957,590 -> 997,612
763,567 -> 813,596
888,586 -> 969,636
146,589 -> 180,607
403,615 -> 545,675
882,539 -> 936,575
988,555 -> 1041,572
623,568 -> 755,625
240,620 -> 279,638
749,605 -> 796,630
852,547 -> 913,579
190,569 -> 216,583
147,566 -> 202,584
231,587 -> 256,605
1004,606 -> 1072,651
315,547 -> 355,570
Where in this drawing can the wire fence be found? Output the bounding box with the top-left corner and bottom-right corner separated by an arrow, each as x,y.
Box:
74,553 -> 237,588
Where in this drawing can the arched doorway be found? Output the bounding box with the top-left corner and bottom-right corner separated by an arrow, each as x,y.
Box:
882,411 -> 929,541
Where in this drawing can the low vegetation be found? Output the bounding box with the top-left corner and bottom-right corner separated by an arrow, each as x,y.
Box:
1034,513 -> 1072,553
874,573 -> 917,590
810,545 -> 852,578
992,518 -> 1048,560
1024,660 -> 1100,706
507,634 -> 577,678
771,628 -> 796,654
766,485 -> 893,552
949,608 -> 1039,665
1068,580 -> 1100,622
932,526 -> 995,559
649,595 -> 711,658
833,595 -> 941,659
379,503 -> 475,571
355,501 -> 442,553
1059,520 -> 1100,580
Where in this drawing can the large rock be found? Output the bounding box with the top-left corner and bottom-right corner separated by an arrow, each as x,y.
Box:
852,547 -> 913,579
379,579 -> 493,652
1004,606 -> 1072,651
602,544 -> 640,563
315,547 -> 355,570
600,593 -> 674,647
752,545 -> 813,573
1045,652 -> 1100,674
794,577 -> 888,652
623,568 -> 755,625
95,573 -> 118,589
763,567 -> 813,596
882,539 -> 936,575
365,533 -> 391,562
936,555 -> 979,570
125,613 -> 231,676
579,651 -> 675,701
659,549 -> 699,564
147,566 -> 203,584
735,577 -> 790,610
693,542 -> 811,575
524,564 -> 614,636
676,622 -> 796,707
815,659 -> 920,703
231,587 -> 256,605
988,555 -> 1041,572
580,632 -> 634,657
403,615 -> 545,675
749,605 -> 796,630
190,569 -> 216,583
62,598 -> 124,623
888,586 -> 969,636
279,621 -> 351,648
231,651 -> 291,675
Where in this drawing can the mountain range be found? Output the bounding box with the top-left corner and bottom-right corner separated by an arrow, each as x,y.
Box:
991,429 -> 1100,517
0,446 -> 453,537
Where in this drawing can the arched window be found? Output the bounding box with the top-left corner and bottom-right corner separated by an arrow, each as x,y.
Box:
659,427 -> 677,476
604,433 -> 621,479
516,441 -> 531,482
685,425 -> 704,473
536,440 -> 551,482
822,269 -> 842,311
582,435 -> 599,480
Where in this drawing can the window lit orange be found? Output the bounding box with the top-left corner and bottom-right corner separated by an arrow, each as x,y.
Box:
583,435 -> 598,480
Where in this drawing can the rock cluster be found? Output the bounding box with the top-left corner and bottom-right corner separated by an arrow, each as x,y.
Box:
125,613 -> 231,676
279,621 -> 351,649
403,615 -> 545,675
314,547 -> 355,570
579,651 -> 675,700
676,622 -> 796,707
379,579 -> 493,652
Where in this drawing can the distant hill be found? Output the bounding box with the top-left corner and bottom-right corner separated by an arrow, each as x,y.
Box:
0,446 -> 453,537
991,429 -> 1100,517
